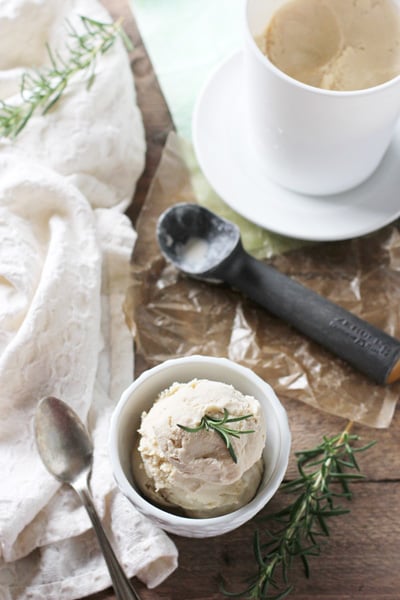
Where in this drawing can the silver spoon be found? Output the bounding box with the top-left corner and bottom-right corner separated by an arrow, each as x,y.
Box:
34,396 -> 141,600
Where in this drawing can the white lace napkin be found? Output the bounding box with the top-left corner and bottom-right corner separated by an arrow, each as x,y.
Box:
0,1 -> 178,598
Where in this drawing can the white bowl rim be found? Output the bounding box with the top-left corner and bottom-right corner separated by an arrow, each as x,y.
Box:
109,355 -> 291,528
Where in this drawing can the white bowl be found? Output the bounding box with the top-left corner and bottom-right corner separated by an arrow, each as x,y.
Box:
109,355 -> 291,538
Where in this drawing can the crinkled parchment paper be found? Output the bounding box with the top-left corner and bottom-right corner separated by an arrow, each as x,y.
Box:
127,132 -> 400,428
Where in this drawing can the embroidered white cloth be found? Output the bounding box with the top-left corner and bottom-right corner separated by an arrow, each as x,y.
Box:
0,1 -> 178,598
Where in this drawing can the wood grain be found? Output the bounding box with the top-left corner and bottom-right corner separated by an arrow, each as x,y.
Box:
93,2 -> 400,599
102,0 -> 174,225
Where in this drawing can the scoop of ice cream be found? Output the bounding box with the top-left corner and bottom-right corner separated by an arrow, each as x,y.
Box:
132,379 -> 266,518
260,0 -> 400,90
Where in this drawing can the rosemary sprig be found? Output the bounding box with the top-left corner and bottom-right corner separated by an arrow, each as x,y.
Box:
222,422 -> 375,599
0,15 -> 131,138
177,408 -> 255,463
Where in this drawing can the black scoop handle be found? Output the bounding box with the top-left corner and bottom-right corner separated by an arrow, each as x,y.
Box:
222,245 -> 400,385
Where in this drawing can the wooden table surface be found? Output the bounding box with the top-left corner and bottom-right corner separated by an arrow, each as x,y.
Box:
93,2 -> 400,599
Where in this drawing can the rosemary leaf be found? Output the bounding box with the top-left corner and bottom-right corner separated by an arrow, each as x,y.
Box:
0,15 -> 130,138
177,408 -> 255,463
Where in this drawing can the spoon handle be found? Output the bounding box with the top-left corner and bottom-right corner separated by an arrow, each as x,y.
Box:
226,246 -> 400,385
76,484 -> 141,600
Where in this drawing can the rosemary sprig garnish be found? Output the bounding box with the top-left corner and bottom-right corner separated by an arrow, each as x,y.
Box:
222,422 -> 375,599
177,408 -> 255,463
0,15 -> 131,138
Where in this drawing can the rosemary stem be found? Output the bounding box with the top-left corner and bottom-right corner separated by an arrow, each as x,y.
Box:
342,420 -> 354,437
225,420 -> 370,600
285,423 -> 354,542
0,16 -> 128,138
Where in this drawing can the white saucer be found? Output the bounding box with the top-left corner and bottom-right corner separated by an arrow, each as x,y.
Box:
192,52 -> 400,242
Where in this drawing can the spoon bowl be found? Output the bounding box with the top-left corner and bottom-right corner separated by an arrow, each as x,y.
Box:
34,396 -> 140,600
35,396 -> 92,484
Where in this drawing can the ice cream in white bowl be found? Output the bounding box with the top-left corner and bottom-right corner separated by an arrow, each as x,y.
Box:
109,356 -> 291,538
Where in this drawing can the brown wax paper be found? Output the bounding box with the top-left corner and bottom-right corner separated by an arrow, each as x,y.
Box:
127,132 -> 400,428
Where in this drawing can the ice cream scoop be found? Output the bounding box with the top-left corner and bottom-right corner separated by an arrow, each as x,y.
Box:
157,203 -> 400,385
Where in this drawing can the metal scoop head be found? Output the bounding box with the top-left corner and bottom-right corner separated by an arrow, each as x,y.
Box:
157,203 -> 240,279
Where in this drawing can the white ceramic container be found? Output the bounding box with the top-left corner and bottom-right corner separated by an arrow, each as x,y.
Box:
109,355 -> 291,538
244,0 -> 400,195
